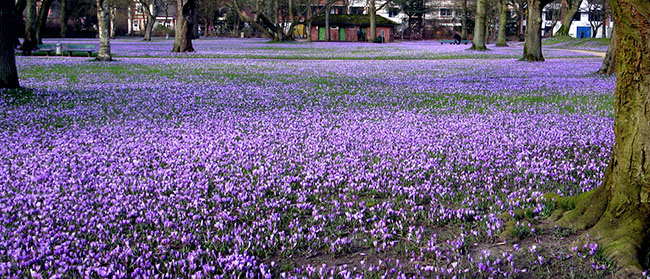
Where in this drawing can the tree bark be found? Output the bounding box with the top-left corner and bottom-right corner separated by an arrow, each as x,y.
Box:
171,0 -> 195,52
1,0 -> 20,89
35,0 -> 54,44
60,0 -> 68,37
96,0 -> 112,61
471,0 -> 487,50
522,0 -> 552,61
597,26 -> 616,75
369,0 -> 376,41
496,0 -> 508,46
552,0 -> 650,276
21,0 -> 37,55
461,0 -> 468,40
556,0 -> 582,36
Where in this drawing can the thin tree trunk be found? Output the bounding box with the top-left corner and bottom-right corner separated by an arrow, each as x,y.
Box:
461,0 -> 468,40
60,0 -> 68,37
597,26 -> 615,74
144,13 -> 156,41
36,0 -> 54,44
471,0 -> 487,50
496,0 -> 508,46
369,0 -> 376,41
556,0 -> 581,36
128,5 -> 135,36
553,0 -> 649,276
110,7 -> 116,39
96,0 -> 112,61
1,0 -> 20,88
172,0 -> 195,52
522,0 -> 552,61
325,6 -> 330,41
21,0 -> 37,55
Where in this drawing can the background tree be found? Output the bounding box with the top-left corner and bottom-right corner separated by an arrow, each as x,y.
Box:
226,0 -> 335,41
368,0 -> 393,41
521,0 -> 553,61
97,0 -> 112,60
495,0 -> 508,46
555,0 -> 581,36
550,0 -> 649,276
470,0 -> 487,50
172,0 -> 195,52
21,0 -> 37,55
1,0 -> 20,89
61,0 -> 69,37
35,0 -> 55,44
139,0 -> 164,40
597,26 -> 615,74
586,0 -> 607,38
394,0 -> 429,40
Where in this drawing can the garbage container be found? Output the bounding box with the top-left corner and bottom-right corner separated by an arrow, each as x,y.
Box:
240,32 -> 245,38
55,43 -> 62,56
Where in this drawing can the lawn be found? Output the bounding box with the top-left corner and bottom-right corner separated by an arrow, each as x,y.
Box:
1,38 -> 632,278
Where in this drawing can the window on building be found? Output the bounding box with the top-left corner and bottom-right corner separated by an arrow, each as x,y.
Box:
388,8 -> 399,17
440,8 -> 451,17
544,10 -> 554,21
573,12 -> 582,21
350,7 -> 364,15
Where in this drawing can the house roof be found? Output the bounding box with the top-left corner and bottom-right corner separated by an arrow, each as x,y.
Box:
311,14 -> 398,27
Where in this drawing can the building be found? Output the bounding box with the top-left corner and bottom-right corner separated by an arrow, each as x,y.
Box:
128,1 -> 177,35
310,14 -> 397,42
542,0 -> 613,38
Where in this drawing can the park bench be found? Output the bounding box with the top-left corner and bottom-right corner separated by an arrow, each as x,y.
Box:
440,39 -> 469,45
35,44 -> 57,56
32,43 -> 98,57
62,44 -> 97,57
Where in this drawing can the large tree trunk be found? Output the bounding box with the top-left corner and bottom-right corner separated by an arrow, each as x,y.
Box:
35,0 -> 54,44
1,0 -> 20,89
522,0 -> 552,61
60,0 -> 68,37
496,0 -> 508,46
461,0 -> 468,40
172,0 -> 195,52
556,0 -> 582,36
96,0 -> 112,61
471,0 -> 487,50
127,5 -> 134,36
597,27 -> 616,74
144,12 -> 156,41
369,0 -> 376,41
553,0 -> 650,276
21,0 -> 37,56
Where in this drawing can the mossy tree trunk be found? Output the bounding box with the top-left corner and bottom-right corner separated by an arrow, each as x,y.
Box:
1,0 -> 20,89
556,0 -> 582,36
471,0 -> 487,50
96,0 -> 112,61
21,0 -> 37,56
35,0 -> 54,44
325,5 -> 330,41
496,0 -> 508,46
172,0 -> 195,52
553,0 -> 650,276
597,27 -> 616,75
522,0 -> 554,61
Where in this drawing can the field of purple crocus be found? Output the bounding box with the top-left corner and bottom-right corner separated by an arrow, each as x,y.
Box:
1,39 -> 630,278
